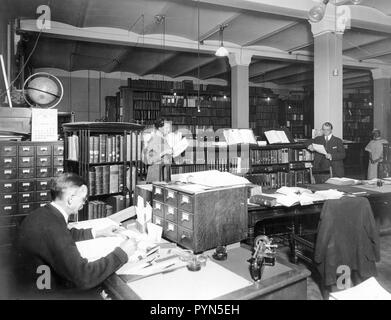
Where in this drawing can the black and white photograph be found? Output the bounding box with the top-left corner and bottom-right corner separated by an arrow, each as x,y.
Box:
1,0 -> 391,307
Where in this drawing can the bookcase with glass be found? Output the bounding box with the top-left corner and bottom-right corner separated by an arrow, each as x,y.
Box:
63,122 -> 144,221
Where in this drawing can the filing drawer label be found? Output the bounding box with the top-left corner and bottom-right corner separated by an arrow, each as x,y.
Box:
167,222 -> 175,232
22,183 -> 30,187
4,183 -> 12,188
167,191 -> 175,199
4,206 -> 12,210
22,204 -> 31,209
40,192 -> 47,196
4,195 -> 12,199
22,157 -> 30,163
22,194 -> 30,198
181,212 -> 189,221
167,206 -> 174,215
39,146 -> 48,152
155,216 -> 162,225
4,158 -> 12,163
40,157 -> 48,163
22,169 -> 31,173
40,168 -> 48,173
4,170 -> 12,174
22,147 -> 30,152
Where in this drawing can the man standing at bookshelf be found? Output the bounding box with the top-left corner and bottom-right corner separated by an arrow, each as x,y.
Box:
15,173 -> 137,299
143,118 -> 173,183
308,122 -> 346,182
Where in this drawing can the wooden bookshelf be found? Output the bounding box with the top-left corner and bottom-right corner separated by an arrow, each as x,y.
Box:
62,122 -> 145,221
105,79 -> 231,133
343,94 -> 373,143
249,87 -> 279,138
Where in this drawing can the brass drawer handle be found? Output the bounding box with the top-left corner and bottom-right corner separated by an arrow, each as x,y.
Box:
40,147 -> 48,151
181,213 -> 190,221
4,147 -> 12,152
22,205 -> 30,209
4,170 -> 12,174
4,183 -> 12,188
4,206 -> 12,210
167,191 -> 175,199
22,194 -> 30,198
22,147 -> 30,151
4,158 -> 12,163
155,217 -> 161,225
181,195 -> 190,204
40,192 -> 47,196
167,207 -> 174,215
4,195 -> 12,199
155,187 -> 162,195
22,169 -> 30,174
155,203 -> 161,210
22,183 -> 30,187
40,169 -> 47,173
40,158 -> 48,162
22,158 -> 30,162
167,223 -> 175,232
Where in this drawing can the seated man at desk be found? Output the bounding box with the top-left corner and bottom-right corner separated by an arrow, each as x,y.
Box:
308,122 -> 346,183
15,173 -> 137,299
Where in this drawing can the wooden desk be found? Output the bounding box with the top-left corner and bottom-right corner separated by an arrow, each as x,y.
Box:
247,183 -> 391,263
103,246 -> 310,300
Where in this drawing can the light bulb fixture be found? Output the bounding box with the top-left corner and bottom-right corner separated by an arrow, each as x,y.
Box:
308,0 -> 330,23
351,0 -> 362,4
215,25 -> 229,57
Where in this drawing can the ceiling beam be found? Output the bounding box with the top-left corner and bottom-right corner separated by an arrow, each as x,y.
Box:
198,12 -> 243,43
173,56 -> 218,78
343,76 -> 372,86
243,21 -> 299,47
139,52 -> 178,76
343,72 -> 371,80
343,81 -> 372,89
18,19 -> 391,71
251,64 -> 311,82
249,61 -> 290,78
287,41 -> 313,53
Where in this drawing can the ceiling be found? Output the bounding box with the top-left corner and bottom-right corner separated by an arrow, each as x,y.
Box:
8,0 -> 391,90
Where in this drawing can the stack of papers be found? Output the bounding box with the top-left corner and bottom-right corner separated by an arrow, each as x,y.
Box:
326,177 -> 360,186
171,170 -> 251,188
314,189 -> 344,200
276,186 -> 312,196
329,277 -> 391,300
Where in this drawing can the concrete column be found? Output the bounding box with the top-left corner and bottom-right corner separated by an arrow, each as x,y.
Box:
228,52 -> 252,129
310,4 -> 351,138
372,68 -> 391,142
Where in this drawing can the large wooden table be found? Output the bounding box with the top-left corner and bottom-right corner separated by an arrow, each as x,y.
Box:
247,183 -> 391,263
103,245 -> 310,300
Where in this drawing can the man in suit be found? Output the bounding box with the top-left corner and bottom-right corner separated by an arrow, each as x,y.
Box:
15,173 -> 137,299
308,122 -> 346,182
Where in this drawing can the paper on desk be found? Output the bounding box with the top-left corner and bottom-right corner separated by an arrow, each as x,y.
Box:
68,217 -> 119,231
108,206 -> 136,224
312,143 -> 328,155
76,237 -> 123,262
175,170 -> 250,188
329,277 -> 391,300
126,260 -> 253,300
276,186 -> 312,196
314,189 -> 344,200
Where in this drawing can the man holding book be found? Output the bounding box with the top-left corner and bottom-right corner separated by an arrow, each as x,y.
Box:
15,173 -> 138,299
308,122 -> 346,183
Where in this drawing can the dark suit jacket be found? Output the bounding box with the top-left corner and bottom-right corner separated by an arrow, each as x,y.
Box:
15,204 -> 128,298
314,197 -> 380,287
312,135 -> 346,177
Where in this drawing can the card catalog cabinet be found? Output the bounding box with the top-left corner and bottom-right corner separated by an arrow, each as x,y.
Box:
151,183 -> 248,253
0,141 -> 64,252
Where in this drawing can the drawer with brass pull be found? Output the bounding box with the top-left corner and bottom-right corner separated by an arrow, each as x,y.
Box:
164,204 -> 178,223
0,181 -> 17,193
178,210 -> 194,230
18,181 -> 35,192
18,192 -> 35,203
36,145 -> 51,156
178,193 -> 194,213
152,201 -> 164,217
19,145 -> 35,156
163,221 -> 178,243
36,156 -> 52,167
0,145 -> 16,156
18,168 -> 35,179
0,204 -> 17,215
36,167 -> 51,178
36,179 -> 51,191
1,193 -> 17,205
19,156 -> 35,168
1,156 -> 16,168
1,168 -> 17,180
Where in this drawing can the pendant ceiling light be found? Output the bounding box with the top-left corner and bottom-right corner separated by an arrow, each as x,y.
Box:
308,0 -> 330,23
215,25 -> 229,57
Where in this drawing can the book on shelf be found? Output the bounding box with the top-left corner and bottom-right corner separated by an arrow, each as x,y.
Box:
246,170 -> 311,189
88,164 -> 136,196
88,201 -> 113,220
67,135 -> 79,161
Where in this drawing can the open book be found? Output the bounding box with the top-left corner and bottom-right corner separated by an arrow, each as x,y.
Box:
223,129 -> 257,145
264,130 -> 290,144
166,132 -> 189,157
